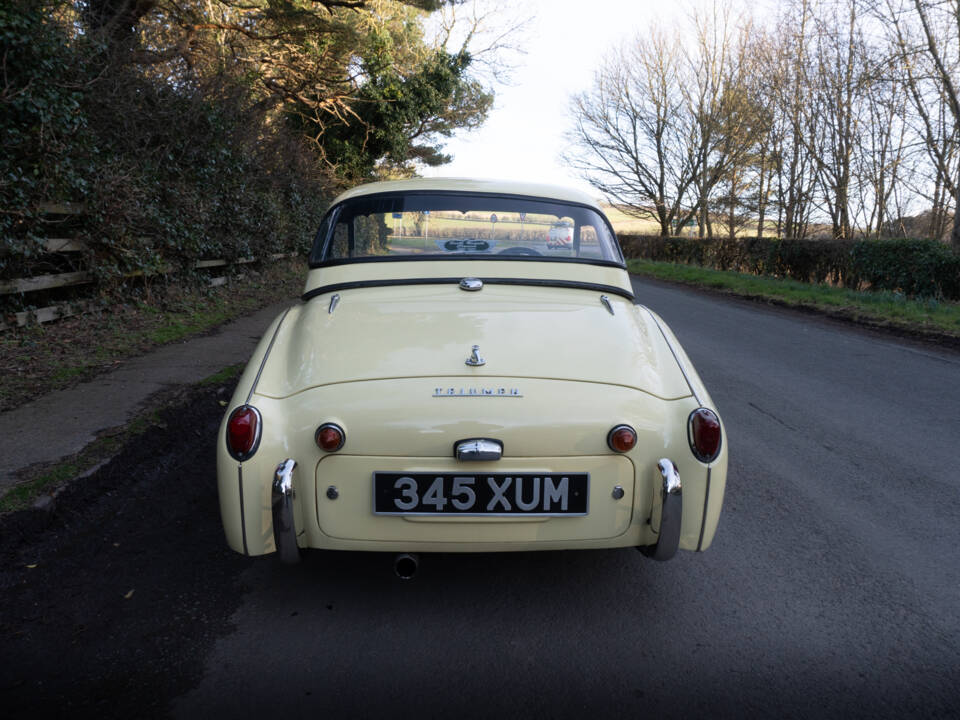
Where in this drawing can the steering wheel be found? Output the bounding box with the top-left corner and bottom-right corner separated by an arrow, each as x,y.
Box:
497,246 -> 541,256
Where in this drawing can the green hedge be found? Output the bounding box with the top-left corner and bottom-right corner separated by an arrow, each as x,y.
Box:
619,235 -> 960,300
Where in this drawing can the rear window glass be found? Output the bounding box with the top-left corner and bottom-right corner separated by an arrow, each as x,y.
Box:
309,193 -> 623,266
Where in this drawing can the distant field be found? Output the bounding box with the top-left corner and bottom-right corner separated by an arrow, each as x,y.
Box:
381,203 -> 781,239
383,213 -> 557,243
601,204 -> 782,238
383,205 -> 677,237
601,205 -> 664,235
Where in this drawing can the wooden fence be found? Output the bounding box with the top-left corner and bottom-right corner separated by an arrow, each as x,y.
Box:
1,204 -> 295,331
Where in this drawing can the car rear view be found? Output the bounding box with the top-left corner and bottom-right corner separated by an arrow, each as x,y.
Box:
216,179 -> 727,570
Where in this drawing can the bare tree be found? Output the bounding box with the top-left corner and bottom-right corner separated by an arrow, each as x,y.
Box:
708,20 -> 772,241
566,3 -> 766,240
793,0 -> 870,240
767,0 -> 819,240
745,30 -> 779,239
566,0 -> 959,245
564,30 -> 701,237
853,39 -> 911,237
432,0 -> 531,85
878,0 -> 960,248
683,2 -> 763,240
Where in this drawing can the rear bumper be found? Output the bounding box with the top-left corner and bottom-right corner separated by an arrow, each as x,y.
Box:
267,455 -> 681,561
272,459 -> 301,564
639,458 -> 682,561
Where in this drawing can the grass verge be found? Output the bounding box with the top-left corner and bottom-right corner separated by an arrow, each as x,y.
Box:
627,258 -> 960,339
0,364 -> 241,512
0,259 -> 303,412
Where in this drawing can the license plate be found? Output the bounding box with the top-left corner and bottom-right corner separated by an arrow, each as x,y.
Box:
373,472 -> 589,516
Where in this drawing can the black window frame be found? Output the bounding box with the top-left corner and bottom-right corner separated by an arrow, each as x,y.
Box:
307,190 -> 627,269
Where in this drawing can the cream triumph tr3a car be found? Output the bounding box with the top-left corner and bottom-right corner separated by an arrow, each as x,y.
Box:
217,178 -> 727,576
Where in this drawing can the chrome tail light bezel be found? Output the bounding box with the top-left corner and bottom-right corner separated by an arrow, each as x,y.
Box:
315,422 -> 346,452
226,405 -> 263,462
607,424 -> 638,453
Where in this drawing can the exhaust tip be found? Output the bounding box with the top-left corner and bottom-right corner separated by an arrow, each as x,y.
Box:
394,553 -> 419,580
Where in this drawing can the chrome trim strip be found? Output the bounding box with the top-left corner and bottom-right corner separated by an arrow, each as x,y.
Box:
454,438 -> 503,462
245,306 -> 293,405
237,465 -> 248,556
433,386 -> 522,397
272,459 -> 300,564
380,510 -> 589,518
643,307 -> 703,406
697,467 -> 711,552
328,293 -> 341,313
640,458 -> 682,562
313,254 -> 626,270
600,295 -> 615,315
302,278 -> 635,303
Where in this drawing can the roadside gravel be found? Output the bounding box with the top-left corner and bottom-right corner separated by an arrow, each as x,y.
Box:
0,379 -> 251,718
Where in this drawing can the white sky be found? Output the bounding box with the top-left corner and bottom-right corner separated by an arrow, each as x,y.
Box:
420,0 -> 691,197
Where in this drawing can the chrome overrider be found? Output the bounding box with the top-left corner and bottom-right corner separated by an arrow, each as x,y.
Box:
272,458 -> 301,564
640,458 -> 682,561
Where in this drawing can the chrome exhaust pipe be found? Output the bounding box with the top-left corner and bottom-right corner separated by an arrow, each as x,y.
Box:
393,553 -> 419,580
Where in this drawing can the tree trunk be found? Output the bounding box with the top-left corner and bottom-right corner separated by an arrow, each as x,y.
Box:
698,187 -> 708,238
931,176 -> 944,240
658,204 -> 671,238
952,184 -> 960,251
756,148 -> 768,239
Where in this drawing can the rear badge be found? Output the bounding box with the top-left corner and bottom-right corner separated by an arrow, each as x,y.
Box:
434,387 -> 522,397
465,344 -> 485,367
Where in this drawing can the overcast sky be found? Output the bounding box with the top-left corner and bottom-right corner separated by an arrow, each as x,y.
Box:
420,0 -> 691,196
421,0 -> 777,199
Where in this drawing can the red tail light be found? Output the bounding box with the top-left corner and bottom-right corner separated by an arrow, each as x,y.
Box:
607,424 -> 637,453
315,423 -> 345,452
226,405 -> 262,461
689,408 -> 722,463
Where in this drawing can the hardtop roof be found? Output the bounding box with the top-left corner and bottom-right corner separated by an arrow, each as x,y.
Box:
331,177 -> 603,210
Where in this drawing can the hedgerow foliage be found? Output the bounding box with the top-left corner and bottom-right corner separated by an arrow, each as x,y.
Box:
1,0 -> 491,299
80,71 -> 325,280
0,2 -> 92,265
0,1 -> 327,288
620,235 -> 960,300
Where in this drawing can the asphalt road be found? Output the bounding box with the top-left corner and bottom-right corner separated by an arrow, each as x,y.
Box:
179,278 -> 960,718
4,278 -> 960,718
